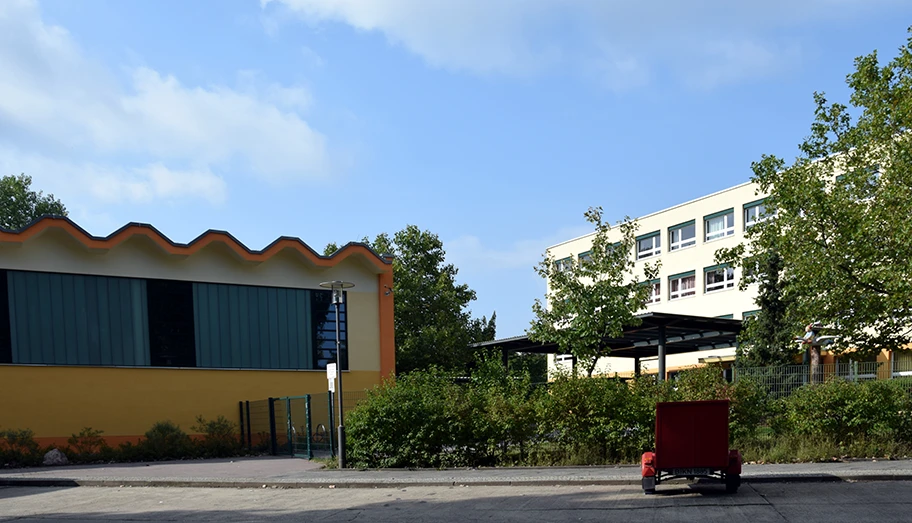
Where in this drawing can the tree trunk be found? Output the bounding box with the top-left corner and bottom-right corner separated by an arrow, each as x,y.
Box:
809,346 -> 822,384
587,356 -> 599,377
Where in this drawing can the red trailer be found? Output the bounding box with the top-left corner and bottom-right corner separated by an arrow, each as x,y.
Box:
641,400 -> 742,494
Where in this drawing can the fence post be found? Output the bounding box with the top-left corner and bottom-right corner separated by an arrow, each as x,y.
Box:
328,391 -> 336,458
305,394 -> 313,459
245,401 -> 252,450
286,397 -> 294,456
238,401 -> 245,449
268,397 -> 278,456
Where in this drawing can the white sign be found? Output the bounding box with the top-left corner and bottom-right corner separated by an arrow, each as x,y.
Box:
327,363 -> 337,392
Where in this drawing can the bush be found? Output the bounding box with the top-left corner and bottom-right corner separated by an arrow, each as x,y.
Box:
192,415 -> 241,458
781,378 -> 912,443
140,421 -> 194,461
675,365 -> 773,443
346,367 -> 466,468
0,428 -> 42,468
66,427 -> 114,463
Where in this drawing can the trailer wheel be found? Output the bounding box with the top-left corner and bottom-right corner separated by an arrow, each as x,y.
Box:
725,474 -> 740,494
642,476 -> 656,495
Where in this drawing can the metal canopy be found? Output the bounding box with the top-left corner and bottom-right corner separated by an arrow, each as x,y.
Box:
469,312 -> 742,380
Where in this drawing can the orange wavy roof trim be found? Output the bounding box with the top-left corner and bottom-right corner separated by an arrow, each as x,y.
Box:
0,216 -> 393,273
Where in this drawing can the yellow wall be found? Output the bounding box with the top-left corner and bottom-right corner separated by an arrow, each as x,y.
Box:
0,365 -> 383,444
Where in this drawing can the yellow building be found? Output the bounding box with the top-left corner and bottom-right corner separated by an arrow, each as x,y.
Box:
0,217 -> 394,447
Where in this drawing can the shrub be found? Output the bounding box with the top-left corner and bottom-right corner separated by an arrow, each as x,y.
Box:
346,367 -> 466,468
0,428 -> 42,468
675,365 -> 772,443
781,377 -> 912,443
192,415 -> 241,458
140,421 -> 194,461
66,427 -> 113,463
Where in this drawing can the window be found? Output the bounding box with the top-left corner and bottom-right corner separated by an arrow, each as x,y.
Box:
742,310 -> 760,320
743,199 -> 768,229
636,232 -> 661,259
704,265 -> 735,293
645,279 -> 661,304
578,251 -> 592,265
668,220 -> 696,251
715,314 -> 734,319
554,257 -> 572,272
669,271 -> 696,300
704,209 -> 735,241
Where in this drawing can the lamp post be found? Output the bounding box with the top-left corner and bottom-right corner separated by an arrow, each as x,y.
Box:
319,280 -> 354,469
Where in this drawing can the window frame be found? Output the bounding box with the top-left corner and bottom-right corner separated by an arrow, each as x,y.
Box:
636,231 -> 661,260
743,199 -> 768,230
704,208 -> 735,242
668,271 -> 696,301
578,251 -> 592,266
645,279 -> 661,304
668,220 -> 696,252
704,264 -> 735,293
554,257 -> 573,273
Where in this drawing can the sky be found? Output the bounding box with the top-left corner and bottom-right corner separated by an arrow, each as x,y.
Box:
2,0 -> 911,338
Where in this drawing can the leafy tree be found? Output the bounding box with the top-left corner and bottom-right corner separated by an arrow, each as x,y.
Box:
735,249 -> 799,367
0,174 -> 67,230
717,29 -> 912,358
326,226 -> 495,374
529,207 -> 659,376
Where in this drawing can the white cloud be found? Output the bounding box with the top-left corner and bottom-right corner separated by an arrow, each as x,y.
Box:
263,0 -> 897,87
446,226 -> 593,272
0,0 -> 329,210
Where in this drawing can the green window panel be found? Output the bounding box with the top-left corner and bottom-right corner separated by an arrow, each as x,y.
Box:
7,271 -> 149,366
192,282 -> 314,370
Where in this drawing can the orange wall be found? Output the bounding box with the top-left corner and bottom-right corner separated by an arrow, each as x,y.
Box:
0,365 -> 383,443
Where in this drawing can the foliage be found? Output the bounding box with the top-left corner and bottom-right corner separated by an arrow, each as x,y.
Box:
716,29 -> 912,357
779,378 -> 912,443
0,428 -> 42,468
0,174 -> 67,230
66,427 -> 112,462
736,250 -> 799,366
140,421 -> 194,461
327,225 -> 496,374
346,367 -> 466,468
192,415 -> 241,458
529,207 -> 659,376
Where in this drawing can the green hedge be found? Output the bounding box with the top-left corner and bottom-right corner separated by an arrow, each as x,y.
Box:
346,360 -> 912,468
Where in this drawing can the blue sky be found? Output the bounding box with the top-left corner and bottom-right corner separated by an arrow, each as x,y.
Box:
2,0 -> 911,338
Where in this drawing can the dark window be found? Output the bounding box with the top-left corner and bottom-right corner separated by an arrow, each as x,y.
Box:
0,270 -> 11,364
147,279 -> 196,367
311,290 -> 347,370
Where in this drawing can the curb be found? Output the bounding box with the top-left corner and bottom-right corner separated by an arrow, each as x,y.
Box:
3,474 -> 912,489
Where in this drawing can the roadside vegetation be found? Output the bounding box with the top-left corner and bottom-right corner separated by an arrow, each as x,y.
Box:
345,358 -> 912,468
0,415 -> 244,468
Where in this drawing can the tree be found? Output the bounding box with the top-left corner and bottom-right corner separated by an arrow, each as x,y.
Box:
734,249 -> 798,367
716,29 -> 912,359
0,174 -> 67,230
528,207 -> 659,377
326,226 -> 496,374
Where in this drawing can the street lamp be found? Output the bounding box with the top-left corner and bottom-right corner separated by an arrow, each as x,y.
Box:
319,280 -> 354,469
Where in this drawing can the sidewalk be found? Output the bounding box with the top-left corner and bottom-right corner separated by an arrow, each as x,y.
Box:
2,456 -> 912,489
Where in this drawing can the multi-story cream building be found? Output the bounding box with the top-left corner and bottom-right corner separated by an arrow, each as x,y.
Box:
546,180 -> 768,378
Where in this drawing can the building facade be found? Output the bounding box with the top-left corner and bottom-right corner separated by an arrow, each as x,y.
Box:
0,217 -> 394,446
546,181 -> 766,377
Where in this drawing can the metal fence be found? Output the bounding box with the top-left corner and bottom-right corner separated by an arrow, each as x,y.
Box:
733,358 -> 912,398
239,391 -> 370,458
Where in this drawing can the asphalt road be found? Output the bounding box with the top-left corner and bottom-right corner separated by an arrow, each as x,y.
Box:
2,481 -> 911,522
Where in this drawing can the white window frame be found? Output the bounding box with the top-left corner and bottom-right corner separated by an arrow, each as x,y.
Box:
669,222 -> 696,251
554,257 -> 572,272
743,201 -> 768,230
636,233 -> 661,260
646,280 -> 661,304
578,251 -> 592,266
704,266 -> 735,293
704,210 -> 735,242
669,273 -> 696,300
